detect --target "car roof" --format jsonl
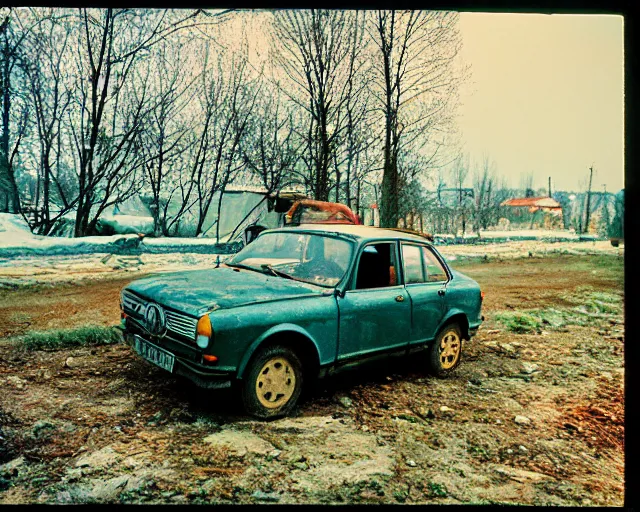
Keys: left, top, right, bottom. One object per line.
{"left": 267, "top": 224, "right": 432, "bottom": 244}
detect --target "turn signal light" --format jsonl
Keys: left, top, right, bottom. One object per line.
{"left": 197, "top": 315, "right": 212, "bottom": 337}
{"left": 481, "top": 291, "right": 485, "bottom": 300}
{"left": 196, "top": 315, "right": 212, "bottom": 349}
{"left": 203, "top": 354, "right": 218, "bottom": 363}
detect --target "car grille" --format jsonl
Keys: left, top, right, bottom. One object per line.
{"left": 165, "top": 310, "right": 197, "bottom": 339}
{"left": 121, "top": 291, "right": 197, "bottom": 340}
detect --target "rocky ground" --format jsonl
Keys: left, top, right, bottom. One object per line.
{"left": 0, "top": 251, "right": 625, "bottom": 505}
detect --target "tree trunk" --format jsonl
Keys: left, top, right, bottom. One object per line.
{"left": 0, "top": 35, "right": 19, "bottom": 214}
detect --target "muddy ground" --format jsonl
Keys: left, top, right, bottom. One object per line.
{"left": 0, "top": 252, "right": 625, "bottom": 505}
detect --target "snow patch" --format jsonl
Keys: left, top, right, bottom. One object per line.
{"left": 98, "top": 214, "right": 155, "bottom": 235}
{"left": 0, "top": 213, "right": 33, "bottom": 238}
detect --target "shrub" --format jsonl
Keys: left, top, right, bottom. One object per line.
{"left": 19, "top": 326, "right": 122, "bottom": 351}
{"left": 427, "top": 482, "right": 448, "bottom": 498}
{"left": 495, "top": 312, "right": 541, "bottom": 334}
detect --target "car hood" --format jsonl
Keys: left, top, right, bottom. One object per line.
{"left": 125, "top": 267, "right": 328, "bottom": 316}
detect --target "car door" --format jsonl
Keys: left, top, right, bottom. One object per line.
{"left": 336, "top": 241, "right": 411, "bottom": 362}
{"left": 401, "top": 243, "right": 448, "bottom": 346}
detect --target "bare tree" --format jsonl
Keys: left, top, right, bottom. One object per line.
{"left": 610, "top": 189, "right": 624, "bottom": 238}
{"left": 221, "top": 88, "right": 303, "bottom": 241}
{"left": 240, "top": 89, "right": 301, "bottom": 194}
{"left": 20, "top": 10, "right": 75, "bottom": 234}
{"left": 328, "top": 11, "right": 371, "bottom": 206}
{"left": 450, "top": 152, "right": 470, "bottom": 234}
{"left": 65, "top": 8, "right": 232, "bottom": 236}
{"left": 520, "top": 171, "right": 535, "bottom": 197}
{"left": 137, "top": 37, "right": 197, "bottom": 236}
{"left": 583, "top": 165, "right": 595, "bottom": 234}
{"left": 0, "top": 8, "right": 37, "bottom": 214}
{"left": 370, "top": 10, "right": 465, "bottom": 228}
{"left": 272, "top": 9, "right": 364, "bottom": 202}
{"left": 492, "top": 175, "right": 512, "bottom": 228}
{"left": 473, "top": 155, "right": 497, "bottom": 233}
{"left": 162, "top": 45, "right": 258, "bottom": 239}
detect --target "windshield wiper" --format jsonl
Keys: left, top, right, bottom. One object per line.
{"left": 261, "top": 264, "right": 296, "bottom": 281}
{"left": 225, "top": 262, "right": 264, "bottom": 274}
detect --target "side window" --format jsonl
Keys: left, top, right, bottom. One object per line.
{"left": 422, "top": 247, "right": 448, "bottom": 283}
{"left": 402, "top": 244, "right": 425, "bottom": 284}
{"left": 355, "top": 243, "right": 399, "bottom": 289}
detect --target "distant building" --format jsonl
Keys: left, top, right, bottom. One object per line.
{"left": 500, "top": 196, "right": 563, "bottom": 214}
{"left": 500, "top": 196, "right": 563, "bottom": 230}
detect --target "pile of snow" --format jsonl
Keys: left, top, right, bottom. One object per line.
{"left": 0, "top": 214, "right": 233, "bottom": 258}
{"left": 432, "top": 229, "right": 587, "bottom": 244}
{"left": 478, "top": 229, "right": 580, "bottom": 240}
{"left": 0, "top": 213, "right": 34, "bottom": 241}
{"left": 0, "top": 233, "right": 234, "bottom": 257}
{"left": 97, "top": 213, "right": 154, "bottom": 235}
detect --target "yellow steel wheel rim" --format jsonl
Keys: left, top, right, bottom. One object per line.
{"left": 255, "top": 357, "right": 296, "bottom": 409}
{"left": 439, "top": 330, "right": 461, "bottom": 369}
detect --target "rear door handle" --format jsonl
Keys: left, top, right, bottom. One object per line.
{"left": 395, "top": 295, "right": 405, "bottom": 302}
{"left": 438, "top": 289, "right": 446, "bottom": 296}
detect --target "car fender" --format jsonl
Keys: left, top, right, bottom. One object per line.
{"left": 435, "top": 308, "right": 470, "bottom": 339}
{"left": 236, "top": 323, "right": 321, "bottom": 379}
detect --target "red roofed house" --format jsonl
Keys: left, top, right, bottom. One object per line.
{"left": 499, "top": 196, "right": 563, "bottom": 229}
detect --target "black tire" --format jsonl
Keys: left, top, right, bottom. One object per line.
{"left": 241, "top": 345, "right": 303, "bottom": 419}
{"left": 427, "top": 323, "right": 463, "bottom": 377}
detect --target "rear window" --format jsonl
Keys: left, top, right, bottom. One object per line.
{"left": 422, "top": 247, "right": 448, "bottom": 282}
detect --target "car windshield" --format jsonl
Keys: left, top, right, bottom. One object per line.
{"left": 227, "top": 232, "right": 353, "bottom": 288}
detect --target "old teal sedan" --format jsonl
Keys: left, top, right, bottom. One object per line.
{"left": 120, "top": 225, "right": 484, "bottom": 419}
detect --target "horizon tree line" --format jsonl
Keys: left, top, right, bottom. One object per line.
{"left": 0, "top": 8, "right": 466, "bottom": 236}
{"left": 1, "top": 8, "right": 620, "bottom": 239}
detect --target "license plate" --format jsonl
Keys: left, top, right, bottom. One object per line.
{"left": 134, "top": 336, "right": 175, "bottom": 373}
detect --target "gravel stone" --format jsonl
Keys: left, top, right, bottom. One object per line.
{"left": 514, "top": 415, "right": 531, "bottom": 425}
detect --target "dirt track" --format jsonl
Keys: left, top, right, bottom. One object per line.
{"left": 0, "top": 253, "right": 625, "bottom": 505}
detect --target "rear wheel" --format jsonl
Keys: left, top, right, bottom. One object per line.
{"left": 427, "top": 323, "right": 463, "bottom": 377}
{"left": 241, "top": 345, "right": 303, "bottom": 419}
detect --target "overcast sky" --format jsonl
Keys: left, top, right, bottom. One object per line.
{"left": 457, "top": 13, "right": 624, "bottom": 193}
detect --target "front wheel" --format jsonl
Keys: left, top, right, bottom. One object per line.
{"left": 427, "top": 323, "right": 463, "bottom": 377}
{"left": 241, "top": 345, "right": 303, "bottom": 419}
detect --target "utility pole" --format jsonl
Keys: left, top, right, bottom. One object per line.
{"left": 548, "top": 177, "right": 551, "bottom": 198}
{"left": 601, "top": 183, "right": 610, "bottom": 236}
{"left": 584, "top": 165, "right": 594, "bottom": 234}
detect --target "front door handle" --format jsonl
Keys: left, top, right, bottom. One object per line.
{"left": 395, "top": 295, "right": 405, "bottom": 302}
{"left": 438, "top": 289, "right": 446, "bottom": 296}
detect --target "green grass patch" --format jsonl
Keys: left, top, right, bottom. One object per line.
{"left": 19, "top": 325, "right": 122, "bottom": 351}
{"left": 585, "top": 291, "right": 622, "bottom": 314}
{"left": 560, "top": 287, "right": 623, "bottom": 315}
{"left": 496, "top": 287, "right": 623, "bottom": 334}
{"left": 494, "top": 312, "right": 542, "bottom": 334}
{"left": 426, "top": 482, "right": 449, "bottom": 498}
{"left": 536, "top": 308, "right": 568, "bottom": 329}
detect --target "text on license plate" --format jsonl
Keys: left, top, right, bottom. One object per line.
{"left": 134, "top": 337, "right": 175, "bottom": 373}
